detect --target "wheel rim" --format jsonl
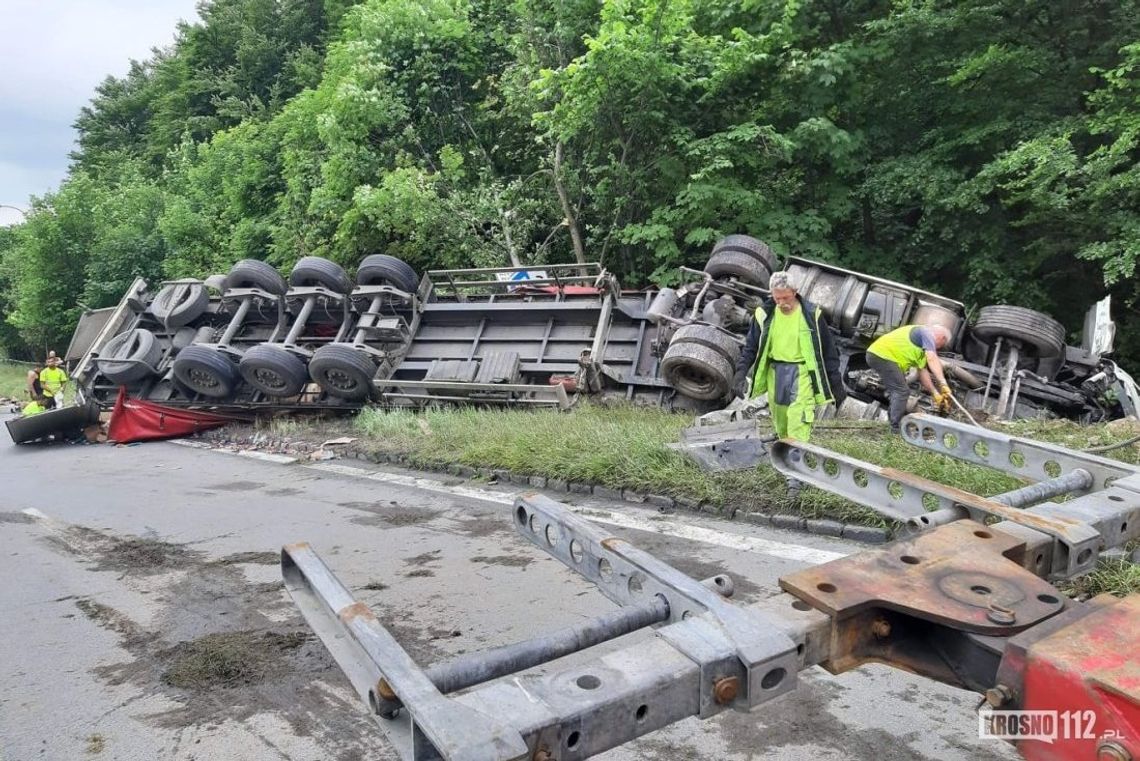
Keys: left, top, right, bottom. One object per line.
{"left": 188, "top": 367, "right": 222, "bottom": 390}
{"left": 322, "top": 367, "right": 361, "bottom": 393}
{"left": 253, "top": 367, "right": 290, "bottom": 392}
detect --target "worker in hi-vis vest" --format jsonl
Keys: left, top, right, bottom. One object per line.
{"left": 733, "top": 270, "right": 846, "bottom": 441}
{"left": 865, "top": 324, "right": 953, "bottom": 433}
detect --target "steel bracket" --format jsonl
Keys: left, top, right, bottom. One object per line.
{"left": 512, "top": 494, "right": 800, "bottom": 711}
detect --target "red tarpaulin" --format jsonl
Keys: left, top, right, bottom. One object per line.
{"left": 107, "top": 387, "right": 237, "bottom": 443}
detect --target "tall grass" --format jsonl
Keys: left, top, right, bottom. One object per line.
{"left": 0, "top": 361, "right": 30, "bottom": 400}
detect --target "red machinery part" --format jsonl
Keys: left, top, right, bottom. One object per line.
{"left": 107, "top": 386, "right": 237, "bottom": 443}
{"left": 1017, "top": 594, "right": 1140, "bottom": 761}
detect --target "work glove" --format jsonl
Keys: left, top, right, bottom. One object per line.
{"left": 732, "top": 369, "right": 749, "bottom": 400}
{"left": 933, "top": 392, "right": 952, "bottom": 416}
{"left": 939, "top": 384, "right": 952, "bottom": 399}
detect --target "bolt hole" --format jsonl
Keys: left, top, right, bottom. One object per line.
{"left": 545, "top": 524, "right": 560, "bottom": 547}
{"left": 803, "top": 452, "right": 819, "bottom": 469}
{"left": 576, "top": 675, "right": 601, "bottom": 690}
{"left": 921, "top": 493, "right": 940, "bottom": 511}
{"left": 817, "top": 582, "right": 837, "bottom": 593}
{"left": 681, "top": 609, "right": 693, "bottom": 620}
{"left": 635, "top": 704, "right": 648, "bottom": 722}
{"left": 529, "top": 514, "right": 540, "bottom": 534}
{"left": 1037, "top": 594, "right": 1060, "bottom": 605}
{"left": 971, "top": 585, "right": 992, "bottom": 595}
{"left": 1122, "top": 521, "right": 1129, "bottom": 532}
{"left": 1044, "top": 460, "right": 1062, "bottom": 478}
{"left": 904, "top": 422, "right": 919, "bottom": 439}
{"left": 515, "top": 506, "right": 527, "bottom": 526}
{"left": 567, "top": 731, "right": 581, "bottom": 750}
{"left": 943, "top": 433, "right": 959, "bottom": 449}
{"left": 823, "top": 459, "right": 840, "bottom": 478}
{"left": 974, "top": 530, "right": 992, "bottom": 539}
{"left": 1009, "top": 451, "right": 1026, "bottom": 468}
{"left": 887, "top": 481, "right": 904, "bottom": 500}
{"left": 852, "top": 469, "right": 869, "bottom": 488}
{"left": 900, "top": 555, "right": 920, "bottom": 565}
{"left": 569, "top": 539, "right": 584, "bottom": 563}
{"left": 1035, "top": 553, "right": 1045, "bottom": 569}
{"left": 1077, "top": 549, "right": 1093, "bottom": 565}
{"left": 1108, "top": 495, "right": 1124, "bottom": 502}
{"left": 921, "top": 426, "right": 935, "bottom": 442}
{"left": 973, "top": 441, "right": 989, "bottom": 458}
{"left": 761, "top": 667, "right": 786, "bottom": 690}
{"left": 628, "top": 573, "right": 644, "bottom": 594}
{"left": 791, "top": 599, "right": 811, "bottom": 611}
{"left": 598, "top": 558, "right": 613, "bottom": 580}
{"left": 796, "top": 643, "right": 804, "bottom": 656}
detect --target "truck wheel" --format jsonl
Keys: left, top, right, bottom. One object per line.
{"left": 972, "top": 305, "right": 1066, "bottom": 359}
{"left": 356, "top": 254, "right": 419, "bottom": 292}
{"left": 99, "top": 329, "right": 163, "bottom": 384}
{"left": 172, "top": 345, "right": 240, "bottom": 398}
{"left": 149, "top": 282, "right": 209, "bottom": 327}
{"left": 308, "top": 345, "right": 378, "bottom": 401}
{"left": 710, "top": 235, "right": 778, "bottom": 273}
{"left": 704, "top": 250, "right": 771, "bottom": 288}
{"left": 239, "top": 345, "right": 309, "bottom": 397}
{"left": 661, "top": 342, "right": 734, "bottom": 400}
{"left": 289, "top": 256, "right": 354, "bottom": 294}
{"left": 223, "top": 259, "right": 287, "bottom": 295}
{"left": 668, "top": 324, "right": 741, "bottom": 366}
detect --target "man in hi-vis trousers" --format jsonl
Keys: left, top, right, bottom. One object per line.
{"left": 734, "top": 271, "right": 845, "bottom": 499}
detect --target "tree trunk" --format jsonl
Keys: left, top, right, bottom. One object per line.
{"left": 553, "top": 142, "right": 586, "bottom": 265}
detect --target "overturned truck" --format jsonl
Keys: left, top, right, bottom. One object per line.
{"left": 54, "top": 238, "right": 1138, "bottom": 425}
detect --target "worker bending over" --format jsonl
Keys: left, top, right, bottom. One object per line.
{"left": 734, "top": 271, "right": 845, "bottom": 441}
{"left": 866, "top": 324, "right": 953, "bottom": 433}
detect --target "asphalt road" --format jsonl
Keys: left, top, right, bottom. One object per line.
{"left": 0, "top": 423, "right": 1018, "bottom": 761}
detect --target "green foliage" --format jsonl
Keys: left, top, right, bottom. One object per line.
{"left": 2, "top": 0, "right": 1139, "bottom": 364}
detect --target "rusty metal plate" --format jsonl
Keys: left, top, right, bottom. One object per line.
{"left": 779, "top": 521, "right": 1065, "bottom": 635}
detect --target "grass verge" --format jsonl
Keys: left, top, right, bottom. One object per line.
{"left": 351, "top": 404, "right": 1140, "bottom": 532}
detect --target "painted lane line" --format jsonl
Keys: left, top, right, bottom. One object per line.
{"left": 165, "top": 439, "right": 298, "bottom": 464}
{"left": 306, "top": 462, "right": 847, "bottom": 564}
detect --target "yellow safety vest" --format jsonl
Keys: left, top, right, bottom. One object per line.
{"left": 868, "top": 325, "right": 928, "bottom": 372}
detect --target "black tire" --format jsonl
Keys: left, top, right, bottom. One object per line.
{"left": 711, "top": 235, "right": 778, "bottom": 272}
{"left": 289, "top": 256, "right": 353, "bottom": 294}
{"left": 98, "top": 329, "right": 163, "bottom": 384}
{"left": 669, "top": 324, "right": 741, "bottom": 365}
{"left": 149, "top": 282, "right": 209, "bottom": 327}
{"left": 223, "top": 259, "right": 287, "bottom": 295}
{"left": 239, "top": 345, "right": 309, "bottom": 397}
{"left": 704, "top": 250, "right": 772, "bottom": 288}
{"left": 972, "top": 305, "right": 1066, "bottom": 359}
{"left": 357, "top": 254, "right": 419, "bottom": 292}
{"left": 661, "top": 342, "right": 735, "bottom": 400}
{"left": 172, "top": 345, "right": 240, "bottom": 398}
{"left": 308, "top": 344, "right": 378, "bottom": 401}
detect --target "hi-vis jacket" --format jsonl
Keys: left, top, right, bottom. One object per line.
{"left": 736, "top": 296, "right": 846, "bottom": 406}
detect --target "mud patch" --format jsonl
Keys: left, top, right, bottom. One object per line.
{"left": 205, "top": 481, "right": 264, "bottom": 492}
{"left": 404, "top": 569, "right": 435, "bottom": 578}
{"left": 265, "top": 487, "right": 302, "bottom": 497}
{"left": 361, "top": 581, "right": 388, "bottom": 591}
{"left": 85, "top": 733, "right": 106, "bottom": 755}
{"left": 470, "top": 554, "right": 533, "bottom": 568}
{"left": 342, "top": 500, "right": 435, "bottom": 528}
{"left": 214, "top": 551, "right": 279, "bottom": 566}
{"left": 0, "top": 511, "right": 34, "bottom": 524}
{"left": 403, "top": 550, "right": 442, "bottom": 566}
{"left": 161, "top": 631, "right": 309, "bottom": 688}
{"left": 45, "top": 526, "right": 198, "bottom": 576}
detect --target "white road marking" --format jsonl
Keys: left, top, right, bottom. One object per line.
{"left": 166, "top": 439, "right": 298, "bottom": 464}
{"left": 307, "top": 461, "right": 847, "bottom": 564}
